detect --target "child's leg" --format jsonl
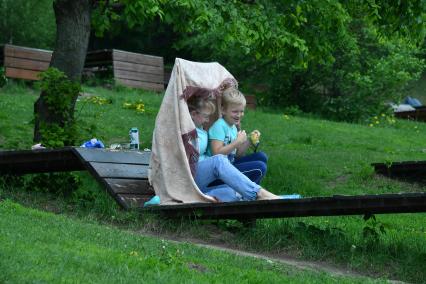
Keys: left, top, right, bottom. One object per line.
{"left": 195, "top": 154, "right": 260, "bottom": 200}
{"left": 234, "top": 151, "right": 268, "bottom": 164}
{"left": 233, "top": 151, "right": 268, "bottom": 184}
{"left": 204, "top": 184, "right": 241, "bottom": 202}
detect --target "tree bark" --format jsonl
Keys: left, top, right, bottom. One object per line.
{"left": 34, "top": 0, "right": 92, "bottom": 143}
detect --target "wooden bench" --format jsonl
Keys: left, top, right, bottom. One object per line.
{"left": 394, "top": 106, "right": 426, "bottom": 122}
{"left": 0, "top": 44, "right": 52, "bottom": 80}
{"left": 1, "top": 148, "right": 425, "bottom": 219}
{"left": 85, "top": 49, "right": 164, "bottom": 92}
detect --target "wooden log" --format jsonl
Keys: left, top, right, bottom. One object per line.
{"left": 113, "top": 50, "right": 163, "bottom": 67}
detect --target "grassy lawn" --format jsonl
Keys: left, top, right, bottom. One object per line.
{"left": 0, "top": 82, "right": 425, "bottom": 283}
{"left": 0, "top": 200, "right": 377, "bottom": 283}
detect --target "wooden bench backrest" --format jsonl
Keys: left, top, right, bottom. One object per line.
{"left": 2, "top": 44, "right": 52, "bottom": 80}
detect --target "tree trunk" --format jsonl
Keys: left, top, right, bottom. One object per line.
{"left": 34, "top": 0, "right": 92, "bottom": 143}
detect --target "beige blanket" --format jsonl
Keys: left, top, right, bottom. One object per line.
{"left": 148, "top": 58, "right": 237, "bottom": 204}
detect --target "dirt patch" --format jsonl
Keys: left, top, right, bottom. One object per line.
{"left": 327, "top": 174, "right": 350, "bottom": 188}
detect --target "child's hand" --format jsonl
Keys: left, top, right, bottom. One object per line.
{"left": 236, "top": 130, "right": 247, "bottom": 145}
{"left": 250, "top": 130, "right": 261, "bottom": 145}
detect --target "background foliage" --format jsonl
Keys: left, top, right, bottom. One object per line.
{"left": 0, "top": 0, "right": 55, "bottom": 49}
{"left": 1, "top": 0, "right": 425, "bottom": 122}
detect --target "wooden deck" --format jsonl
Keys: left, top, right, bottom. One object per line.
{"left": 1, "top": 148, "right": 425, "bottom": 219}
{"left": 0, "top": 147, "right": 154, "bottom": 209}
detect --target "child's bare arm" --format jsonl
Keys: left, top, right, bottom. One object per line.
{"left": 236, "top": 139, "right": 251, "bottom": 157}
{"left": 210, "top": 131, "right": 247, "bottom": 155}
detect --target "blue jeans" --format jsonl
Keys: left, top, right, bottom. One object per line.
{"left": 195, "top": 154, "right": 260, "bottom": 202}
{"left": 208, "top": 151, "right": 268, "bottom": 186}
{"left": 233, "top": 152, "right": 268, "bottom": 184}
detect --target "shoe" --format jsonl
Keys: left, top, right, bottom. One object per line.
{"left": 144, "top": 195, "right": 160, "bottom": 207}
{"left": 280, "top": 194, "right": 302, "bottom": 199}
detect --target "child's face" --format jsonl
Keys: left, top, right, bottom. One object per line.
{"left": 191, "top": 107, "right": 211, "bottom": 128}
{"left": 222, "top": 103, "right": 245, "bottom": 126}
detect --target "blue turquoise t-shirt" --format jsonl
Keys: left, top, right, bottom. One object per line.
{"left": 196, "top": 127, "right": 209, "bottom": 161}
{"left": 208, "top": 118, "right": 238, "bottom": 162}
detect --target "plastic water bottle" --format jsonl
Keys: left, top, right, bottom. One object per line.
{"left": 129, "top": 127, "right": 139, "bottom": 150}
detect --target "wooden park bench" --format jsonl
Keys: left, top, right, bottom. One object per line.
{"left": 0, "top": 44, "right": 164, "bottom": 92}
{"left": 84, "top": 49, "right": 164, "bottom": 92}
{"left": 1, "top": 148, "right": 425, "bottom": 220}
{"left": 0, "top": 44, "right": 52, "bottom": 80}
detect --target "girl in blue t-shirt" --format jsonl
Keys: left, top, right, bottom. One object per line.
{"left": 188, "top": 95, "right": 280, "bottom": 202}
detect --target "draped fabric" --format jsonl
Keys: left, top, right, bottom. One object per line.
{"left": 148, "top": 58, "right": 237, "bottom": 204}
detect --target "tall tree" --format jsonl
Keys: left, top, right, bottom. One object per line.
{"left": 33, "top": 0, "right": 92, "bottom": 142}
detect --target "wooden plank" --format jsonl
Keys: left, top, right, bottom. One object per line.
{"left": 117, "top": 193, "right": 155, "bottom": 209}
{"left": 143, "top": 192, "right": 426, "bottom": 219}
{"left": 113, "top": 50, "right": 163, "bottom": 67}
{"left": 4, "top": 57, "right": 50, "bottom": 71}
{"left": 115, "top": 78, "right": 164, "bottom": 91}
{"left": 73, "top": 148, "right": 150, "bottom": 164}
{"left": 113, "top": 61, "right": 163, "bottom": 75}
{"left": 5, "top": 67, "right": 42, "bottom": 80}
{"left": 0, "top": 148, "right": 84, "bottom": 174}
{"left": 4, "top": 44, "right": 52, "bottom": 62}
{"left": 105, "top": 178, "right": 153, "bottom": 195}
{"left": 114, "top": 68, "right": 164, "bottom": 84}
{"left": 88, "top": 162, "right": 148, "bottom": 179}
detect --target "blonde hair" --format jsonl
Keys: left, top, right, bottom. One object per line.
{"left": 187, "top": 96, "right": 216, "bottom": 114}
{"left": 222, "top": 88, "right": 246, "bottom": 108}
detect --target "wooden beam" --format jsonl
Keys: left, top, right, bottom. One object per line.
{"left": 0, "top": 147, "right": 84, "bottom": 174}
{"left": 143, "top": 193, "right": 426, "bottom": 220}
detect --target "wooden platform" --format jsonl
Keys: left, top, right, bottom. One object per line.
{"left": 0, "top": 147, "right": 154, "bottom": 209}
{"left": 1, "top": 148, "right": 425, "bottom": 219}
{"left": 85, "top": 49, "right": 164, "bottom": 91}
{"left": 0, "top": 44, "right": 52, "bottom": 80}
{"left": 144, "top": 192, "right": 426, "bottom": 220}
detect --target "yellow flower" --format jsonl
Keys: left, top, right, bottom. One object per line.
{"left": 369, "top": 124, "right": 374, "bottom": 127}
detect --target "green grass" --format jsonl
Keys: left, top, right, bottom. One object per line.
{"left": 0, "top": 200, "right": 377, "bottom": 283}
{"left": 1, "top": 82, "right": 426, "bottom": 283}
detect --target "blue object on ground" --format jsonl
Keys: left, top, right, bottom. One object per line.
{"left": 81, "top": 138, "right": 104, "bottom": 148}
{"left": 144, "top": 195, "right": 160, "bottom": 207}
{"left": 280, "top": 194, "right": 302, "bottom": 199}
{"left": 403, "top": 96, "right": 422, "bottom": 107}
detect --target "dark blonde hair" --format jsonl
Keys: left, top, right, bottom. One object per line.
{"left": 187, "top": 96, "right": 216, "bottom": 114}
{"left": 222, "top": 87, "right": 246, "bottom": 108}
